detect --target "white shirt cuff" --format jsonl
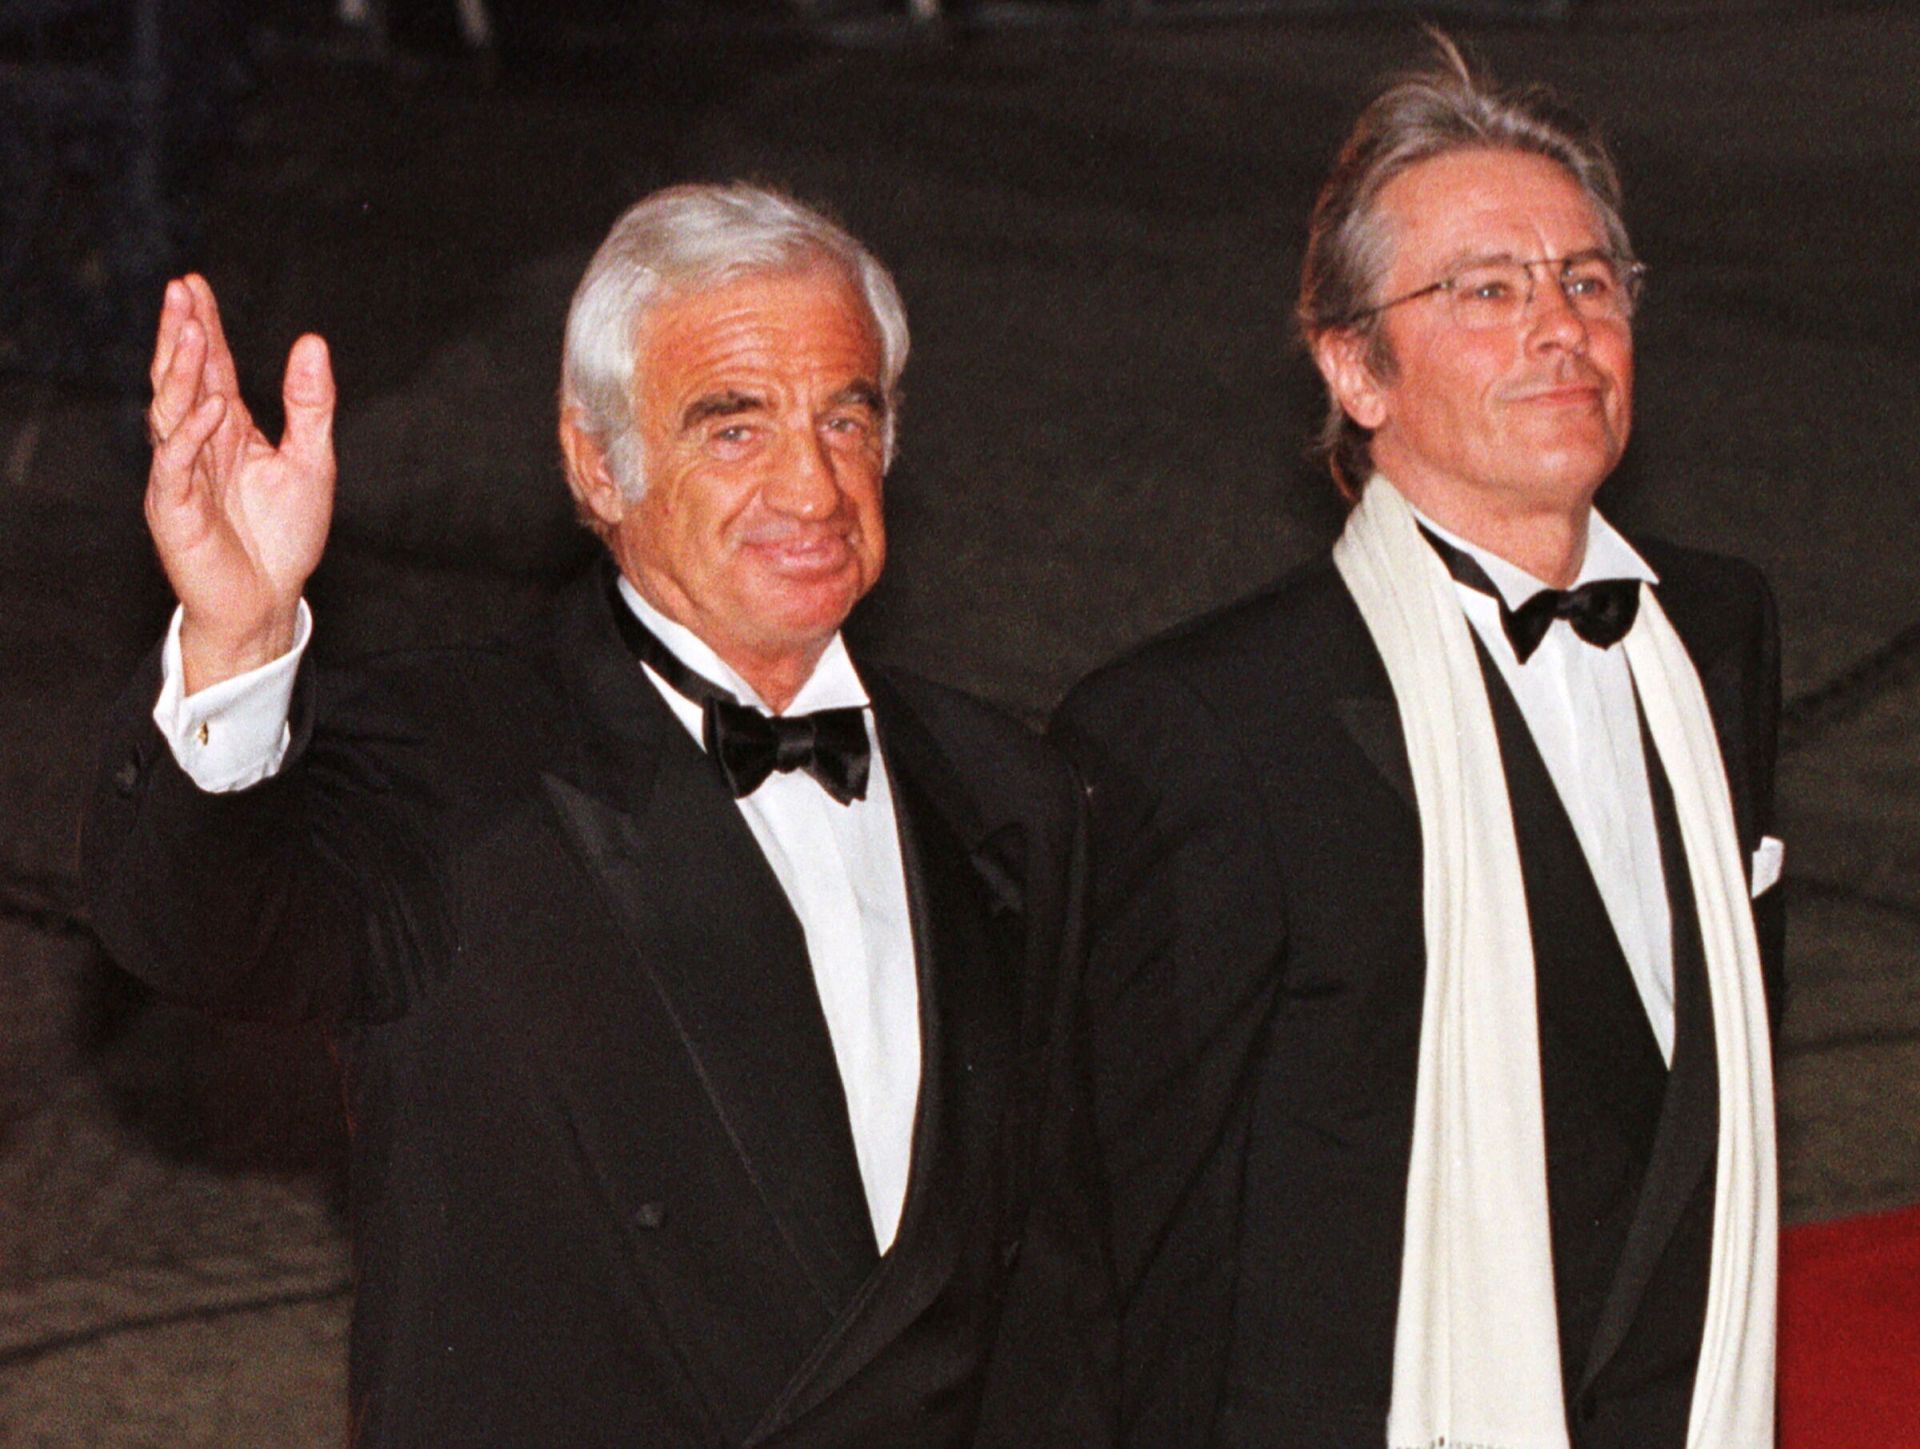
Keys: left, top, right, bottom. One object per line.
{"left": 152, "top": 601, "right": 312, "bottom": 792}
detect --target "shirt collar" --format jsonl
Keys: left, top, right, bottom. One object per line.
{"left": 1407, "top": 500, "right": 1658, "bottom": 611}
{"left": 615, "top": 574, "right": 870, "bottom": 716}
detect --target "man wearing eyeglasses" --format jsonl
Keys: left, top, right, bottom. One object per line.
{"left": 1051, "top": 38, "right": 1784, "bottom": 1449}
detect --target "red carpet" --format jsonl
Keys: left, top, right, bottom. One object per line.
{"left": 1780, "top": 1204, "right": 1920, "bottom": 1446}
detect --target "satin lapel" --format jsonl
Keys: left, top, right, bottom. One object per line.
{"left": 537, "top": 575, "right": 879, "bottom": 1316}
{"left": 1332, "top": 695, "right": 1416, "bottom": 811}
{"left": 749, "top": 672, "right": 1022, "bottom": 1442}
{"left": 1323, "top": 581, "right": 1419, "bottom": 811}
{"left": 1578, "top": 678, "right": 1722, "bottom": 1394}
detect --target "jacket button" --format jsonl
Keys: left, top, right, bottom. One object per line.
{"left": 632, "top": 1201, "right": 665, "bottom": 1230}
{"left": 999, "top": 1238, "right": 1021, "bottom": 1269}
{"left": 114, "top": 756, "right": 141, "bottom": 794}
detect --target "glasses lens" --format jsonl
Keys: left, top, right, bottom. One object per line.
{"left": 1559, "top": 256, "right": 1631, "bottom": 319}
{"left": 1446, "top": 263, "right": 1530, "bottom": 329}
{"left": 1443, "top": 256, "right": 1638, "bottom": 328}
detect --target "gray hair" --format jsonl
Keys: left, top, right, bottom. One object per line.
{"left": 561, "top": 182, "right": 910, "bottom": 499}
{"left": 1297, "top": 33, "right": 1635, "bottom": 501}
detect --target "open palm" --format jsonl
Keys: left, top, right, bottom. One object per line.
{"left": 144, "top": 274, "right": 337, "bottom": 691}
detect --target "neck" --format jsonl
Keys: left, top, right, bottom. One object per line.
{"left": 1454, "top": 515, "right": 1587, "bottom": 588}
{"left": 1387, "top": 481, "right": 1592, "bottom": 588}
{"left": 728, "top": 652, "right": 821, "bottom": 715}
{"left": 614, "top": 567, "right": 825, "bottom": 714}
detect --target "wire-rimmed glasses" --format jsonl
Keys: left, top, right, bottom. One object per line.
{"left": 1346, "top": 251, "right": 1647, "bottom": 331}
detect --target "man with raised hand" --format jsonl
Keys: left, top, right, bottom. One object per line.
{"left": 87, "top": 184, "right": 1113, "bottom": 1447}
{"left": 1053, "top": 41, "right": 1783, "bottom": 1449}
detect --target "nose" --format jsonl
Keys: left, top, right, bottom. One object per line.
{"left": 764, "top": 426, "right": 841, "bottom": 519}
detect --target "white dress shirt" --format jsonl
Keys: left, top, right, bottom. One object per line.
{"left": 614, "top": 578, "right": 919, "bottom": 1251}
{"left": 1413, "top": 507, "right": 1676, "bottom": 1063}
{"left": 153, "top": 583, "right": 922, "bottom": 1251}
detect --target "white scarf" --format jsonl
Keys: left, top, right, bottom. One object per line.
{"left": 1331, "top": 477, "right": 1776, "bottom": 1449}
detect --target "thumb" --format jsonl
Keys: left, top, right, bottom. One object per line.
{"left": 280, "top": 333, "right": 336, "bottom": 471}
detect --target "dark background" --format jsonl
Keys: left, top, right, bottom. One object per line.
{"left": 2, "top": 1, "right": 1915, "bottom": 1440}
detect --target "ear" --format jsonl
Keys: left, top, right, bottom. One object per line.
{"left": 1310, "top": 327, "right": 1390, "bottom": 432}
{"left": 558, "top": 412, "right": 628, "bottom": 531}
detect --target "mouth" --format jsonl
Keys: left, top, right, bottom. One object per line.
{"left": 1509, "top": 369, "right": 1609, "bottom": 408}
{"left": 740, "top": 529, "right": 856, "bottom": 577}
{"left": 1514, "top": 383, "right": 1605, "bottom": 407}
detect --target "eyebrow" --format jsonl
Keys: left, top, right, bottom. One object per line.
{"left": 829, "top": 379, "right": 887, "bottom": 415}
{"left": 1434, "top": 245, "right": 1614, "bottom": 275}
{"left": 679, "top": 390, "right": 767, "bottom": 432}
{"left": 677, "top": 380, "right": 887, "bottom": 433}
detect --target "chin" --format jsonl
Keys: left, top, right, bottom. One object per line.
{"left": 1528, "top": 437, "right": 1623, "bottom": 497}
{"left": 755, "top": 583, "right": 864, "bottom": 647}
{"left": 1556, "top": 460, "right": 1622, "bottom": 502}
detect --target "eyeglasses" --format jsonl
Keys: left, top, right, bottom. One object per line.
{"left": 1346, "top": 251, "right": 1647, "bottom": 331}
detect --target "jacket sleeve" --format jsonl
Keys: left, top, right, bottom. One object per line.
{"left": 1046, "top": 659, "right": 1289, "bottom": 1447}
{"left": 973, "top": 760, "right": 1121, "bottom": 1448}
{"left": 82, "top": 646, "right": 455, "bottom": 1026}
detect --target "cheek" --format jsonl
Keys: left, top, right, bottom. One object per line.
{"left": 837, "top": 460, "right": 885, "bottom": 520}
{"left": 680, "top": 469, "right": 759, "bottom": 541}
{"left": 1415, "top": 364, "right": 1496, "bottom": 451}
{"left": 641, "top": 473, "right": 750, "bottom": 586}
{"left": 1606, "top": 345, "right": 1634, "bottom": 419}
{"left": 1406, "top": 339, "right": 1505, "bottom": 429}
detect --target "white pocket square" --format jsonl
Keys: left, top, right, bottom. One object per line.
{"left": 1751, "top": 835, "right": 1784, "bottom": 898}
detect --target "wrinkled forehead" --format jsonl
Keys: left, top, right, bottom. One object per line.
{"left": 642, "top": 253, "right": 874, "bottom": 342}
{"left": 1375, "top": 148, "right": 1612, "bottom": 285}
{"left": 631, "top": 265, "right": 886, "bottom": 413}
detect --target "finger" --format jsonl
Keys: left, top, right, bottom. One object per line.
{"left": 148, "top": 394, "right": 226, "bottom": 511}
{"left": 182, "top": 273, "right": 243, "bottom": 403}
{"left": 148, "top": 278, "right": 191, "bottom": 396}
{"left": 279, "top": 334, "right": 337, "bottom": 476}
{"left": 148, "top": 318, "right": 209, "bottom": 443}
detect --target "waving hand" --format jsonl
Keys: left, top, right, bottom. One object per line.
{"left": 144, "top": 274, "right": 336, "bottom": 693}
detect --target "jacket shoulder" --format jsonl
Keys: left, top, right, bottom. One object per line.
{"left": 1633, "top": 536, "right": 1779, "bottom": 670}
{"left": 869, "top": 665, "right": 1076, "bottom": 832}
{"left": 1635, "top": 536, "right": 1774, "bottom": 608}
{"left": 1055, "top": 554, "right": 1373, "bottom": 734}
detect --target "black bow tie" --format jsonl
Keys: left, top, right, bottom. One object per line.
{"left": 608, "top": 581, "right": 871, "bottom": 805}
{"left": 1420, "top": 529, "right": 1642, "bottom": 664}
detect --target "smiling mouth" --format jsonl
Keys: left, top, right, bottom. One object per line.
{"left": 1509, "top": 366, "right": 1611, "bottom": 405}
{"left": 1507, "top": 389, "right": 1612, "bottom": 420}
{"left": 742, "top": 531, "right": 855, "bottom": 576}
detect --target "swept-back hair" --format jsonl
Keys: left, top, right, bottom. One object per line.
{"left": 1296, "top": 33, "right": 1634, "bottom": 501}
{"left": 561, "top": 182, "right": 909, "bottom": 498}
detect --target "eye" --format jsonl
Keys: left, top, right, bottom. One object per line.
{"left": 822, "top": 411, "right": 877, "bottom": 443}
{"left": 1448, "top": 265, "right": 1524, "bottom": 307}
{"left": 1563, "top": 268, "right": 1615, "bottom": 300}
{"left": 701, "top": 421, "right": 762, "bottom": 459}
{"left": 1464, "top": 277, "right": 1515, "bottom": 302}
{"left": 709, "top": 422, "right": 757, "bottom": 448}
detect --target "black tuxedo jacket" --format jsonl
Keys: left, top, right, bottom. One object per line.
{"left": 1051, "top": 539, "right": 1782, "bottom": 1449}
{"left": 84, "top": 565, "right": 1116, "bottom": 1448}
